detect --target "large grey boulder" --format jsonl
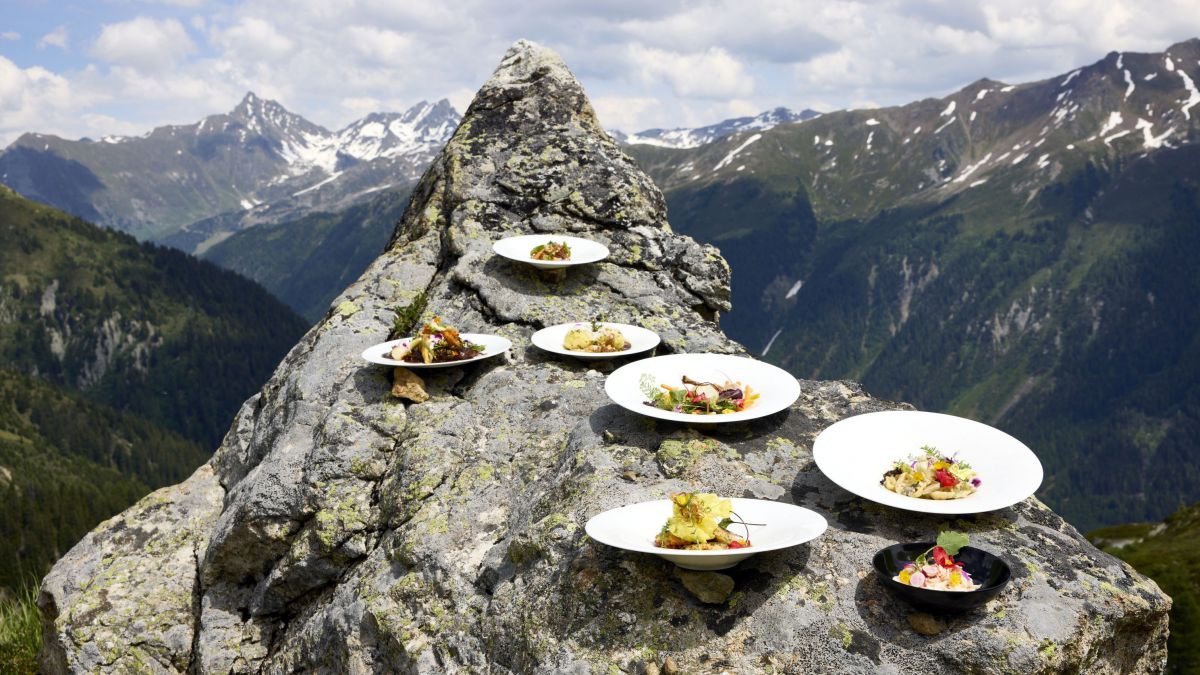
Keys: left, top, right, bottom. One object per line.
{"left": 39, "top": 40, "right": 1170, "bottom": 674}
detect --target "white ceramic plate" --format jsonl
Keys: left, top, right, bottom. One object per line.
{"left": 361, "top": 334, "right": 512, "bottom": 369}
{"left": 492, "top": 234, "right": 609, "bottom": 270}
{"left": 585, "top": 498, "right": 827, "bottom": 570}
{"left": 531, "top": 322, "right": 660, "bottom": 361}
{"left": 812, "top": 410, "right": 1044, "bottom": 514}
{"left": 604, "top": 353, "right": 801, "bottom": 424}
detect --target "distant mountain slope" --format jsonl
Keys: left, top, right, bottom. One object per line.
{"left": 203, "top": 187, "right": 411, "bottom": 321}
{"left": 0, "top": 186, "right": 308, "bottom": 448}
{"left": 1090, "top": 502, "right": 1200, "bottom": 674}
{"left": 611, "top": 107, "right": 820, "bottom": 149}
{"left": 0, "top": 94, "right": 457, "bottom": 249}
{"left": 0, "top": 370, "right": 206, "bottom": 590}
{"left": 627, "top": 38, "right": 1200, "bottom": 530}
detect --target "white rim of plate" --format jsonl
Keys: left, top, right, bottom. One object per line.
{"left": 361, "top": 334, "right": 512, "bottom": 369}
{"left": 492, "top": 234, "right": 610, "bottom": 269}
{"left": 530, "top": 322, "right": 661, "bottom": 360}
{"left": 604, "top": 353, "right": 801, "bottom": 424}
{"left": 584, "top": 498, "right": 828, "bottom": 559}
{"left": 812, "top": 410, "right": 1044, "bottom": 514}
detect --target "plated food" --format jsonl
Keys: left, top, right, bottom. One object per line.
{"left": 531, "top": 321, "right": 660, "bottom": 361}
{"left": 642, "top": 374, "right": 758, "bottom": 415}
{"left": 390, "top": 317, "right": 484, "bottom": 364}
{"left": 892, "top": 531, "right": 979, "bottom": 591}
{"left": 530, "top": 240, "right": 571, "bottom": 261}
{"left": 813, "top": 410, "right": 1043, "bottom": 514}
{"left": 654, "top": 493, "right": 752, "bottom": 550}
{"left": 585, "top": 497, "right": 826, "bottom": 571}
{"left": 881, "top": 445, "right": 980, "bottom": 500}
{"left": 873, "top": 536, "right": 1011, "bottom": 612}
{"left": 492, "top": 234, "right": 609, "bottom": 270}
{"left": 564, "top": 320, "right": 629, "bottom": 353}
{"left": 605, "top": 354, "right": 800, "bottom": 424}
{"left": 361, "top": 319, "right": 512, "bottom": 370}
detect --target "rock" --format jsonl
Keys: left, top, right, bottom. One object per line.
{"left": 390, "top": 367, "right": 429, "bottom": 403}
{"left": 661, "top": 655, "right": 678, "bottom": 674}
{"left": 906, "top": 612, "right": 946, "bottom": 636}
{"left": 674, "top": 568, "right": 735, "bottom": 604}
{"left": 40, "top": 39, "right": 1170, "bottom": 674}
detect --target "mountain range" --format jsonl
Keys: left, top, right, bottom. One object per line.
{"left": 627, "top": 37, "right": 1200, "bottom": 530}
{"left": 3, "top": 40, "right": 1200, "bottom": 532}
{"left": 0, "top": 94, "right": 459, "bottom": 251}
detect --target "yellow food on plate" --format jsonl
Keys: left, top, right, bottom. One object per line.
{"left": 563, "top": 323, "right": 630, "bottom": 353}
{"left": 653, "top": 492, "right": 751, "bottom": 550}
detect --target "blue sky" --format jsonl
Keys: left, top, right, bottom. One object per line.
{"left": 2, "top": 0, "right": 1199, "bottom": 145}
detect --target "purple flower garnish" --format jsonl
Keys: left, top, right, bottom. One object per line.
{"left": 971, "top": 478, "right": 982, "bottom": 487}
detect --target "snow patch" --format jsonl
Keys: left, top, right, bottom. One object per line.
{"left": 1124, "top": 70, "right": 1136, "bottom": 99}
{"left": 1103, "top": 129, "right": 1131, "bottom": 145}
{"left": 976, "top": 89, "right": 990, "bottom": 101}
{"left": 1165, "top": 56, "right": 1175, "bottom": 72}
{"left": 824, "top": 138, "right": 834, "bottom": 146}
{"left": 952, "top": 152, "right": 992, "bottom": 183}
{"left": 1117, "top": 53, "right": 1124, "bottom": 69}
{"left": 940, "top": 100, "right": 956, "bottom": 117}
{"left": 1011, "top": 152, "right": 1030, "bottom": 165}
{"left": 865, "top": 118, "right": 880, "bottom": 126}
{"left": 934, "top": 117, "right": 955, "bottom": 133}
{"left": 292, "top": 171, "right": 343, "bottom": 196}
{"left": 761, "top": 329, "right": 783, "bottom": 357}
{"left": 1135, "top": 118, "right": 1173, "bottom": 149}
{"left": 1036, "top": 154, "right": 1051, "bottom": 169}
{"left": 1144, "top": 72, "right": 1157, "bottom": 81}
{"left": 969, "top": 110, "right": 977, "bottom": 122}
{"left": 1061, "top": 69, "right": 1081, "bottom": 87}
{"left": 713, "top": 133, "right": 762, "bottom": 171}
{"left": 1098, "top": 111, "right": 1123, "bottom": 136}
{"left": 912, "top": 126, "right": 922, "bottom": 134}
{"left": 969, "top": 179, "right": 988, "bottom": 188}
{"left": 1000, "top": 85, "right": 1015, "bottom": 92}
{"left": 865, "top": 131, "right": 874, "bottom": 149}
{"left": 1175, "top": 68, "right": 1200, "bottom": 120}
{"left": 785, "top": 279, "right": 804, "bottom": 299}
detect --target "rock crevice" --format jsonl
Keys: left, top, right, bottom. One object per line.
{"left": 40, "top": 40, "right": 1169, "bottom": 674}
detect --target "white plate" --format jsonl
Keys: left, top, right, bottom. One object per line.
{"left": 585, "top": 498, "right": 827, "bottom": 570}
{"left": 531, "top": 322, "right": 660, "bottom": 360}
{"left": 812, "top": 410, "right": 1044, "bottom": 514}
{"left": 361, "top": 334, "right": 512, "bottom": 369}
{"left": 492, "top": 234, "right": 609, "bottom": 270}
{"left": 604, "top": 353, "right": 801, "bottom": 424}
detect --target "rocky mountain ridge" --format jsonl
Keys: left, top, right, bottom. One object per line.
{"left": 39, "top": 40, "right": 1170, "bottom": 674}
{"left": 0, "top": 94, "right": 459, "bottom": 249}
{"left": 611, "top": 107, "right": 821, "bottom": 149}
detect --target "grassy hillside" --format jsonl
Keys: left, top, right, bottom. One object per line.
{"left": 0, "top": 186, "right": 308, "bottom": 449}
{"left": 1090, "top": 503, "right": 1200, "bottom": 674}
{"left": 204, "top": 187, "right": 409, "bottom": 321}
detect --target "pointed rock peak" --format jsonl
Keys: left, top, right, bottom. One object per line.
{"left": 466, "top": 39, "right": 601, "bottom": 132}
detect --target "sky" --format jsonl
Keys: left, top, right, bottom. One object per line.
{"left": 2, "top": 0, "right": 1199, "bottom": 145}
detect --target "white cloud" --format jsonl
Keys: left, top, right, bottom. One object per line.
{"left": 631, "top": 45, "right": 753, "bottom": 99}
{"left": 1, "top": 32, "right": 19, "bottom": 42}
{"left": 5, "top": 1, "right": 1200, "bottom": 144}
{"left": 92, "top": 17, "right": 196, "bottom": 70}
{"left": 37, "top": 25, "right": 69, "bottom": 51}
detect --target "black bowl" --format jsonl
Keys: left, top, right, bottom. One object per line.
{"left": 872, "top": 542, "right": 1011, "bottom": 613}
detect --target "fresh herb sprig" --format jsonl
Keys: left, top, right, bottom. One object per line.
{"left": 913, "top": 530, "right": 970, "bottom": 568}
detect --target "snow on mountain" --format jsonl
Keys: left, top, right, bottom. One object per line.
{"left": 614, "top": 107, "right": 820, "bottom": 149}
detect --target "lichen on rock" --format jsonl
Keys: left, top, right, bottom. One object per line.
{"left": 39, "top": 39, "right": 1170, "bottom": 674}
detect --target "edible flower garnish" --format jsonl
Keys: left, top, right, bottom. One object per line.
{"left": 881, "top": 445, "right": 979, "bottom": 500}
{"left": 390, "top": 317, "right": 484, "bottom": 364}
{"left": 892, "top": 530, "right": 981, "bottom": 592}
{"left": 653, "top": 492, "right": 758, "bottom": 550}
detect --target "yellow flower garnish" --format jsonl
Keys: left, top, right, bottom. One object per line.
{"left": 932, "top": 461, "right": 949, "bottom": 470}
{"left": 666, "top": 493, "right": 732, "bottom": 543}
{"left": 949, "top": 569, "right": 962, "bottom": 587}
{"left": 898, "top": 569, "right": 912, "bottom": 584}
{"left": 912, "top": 471, "right": 925, "bottom": 482}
